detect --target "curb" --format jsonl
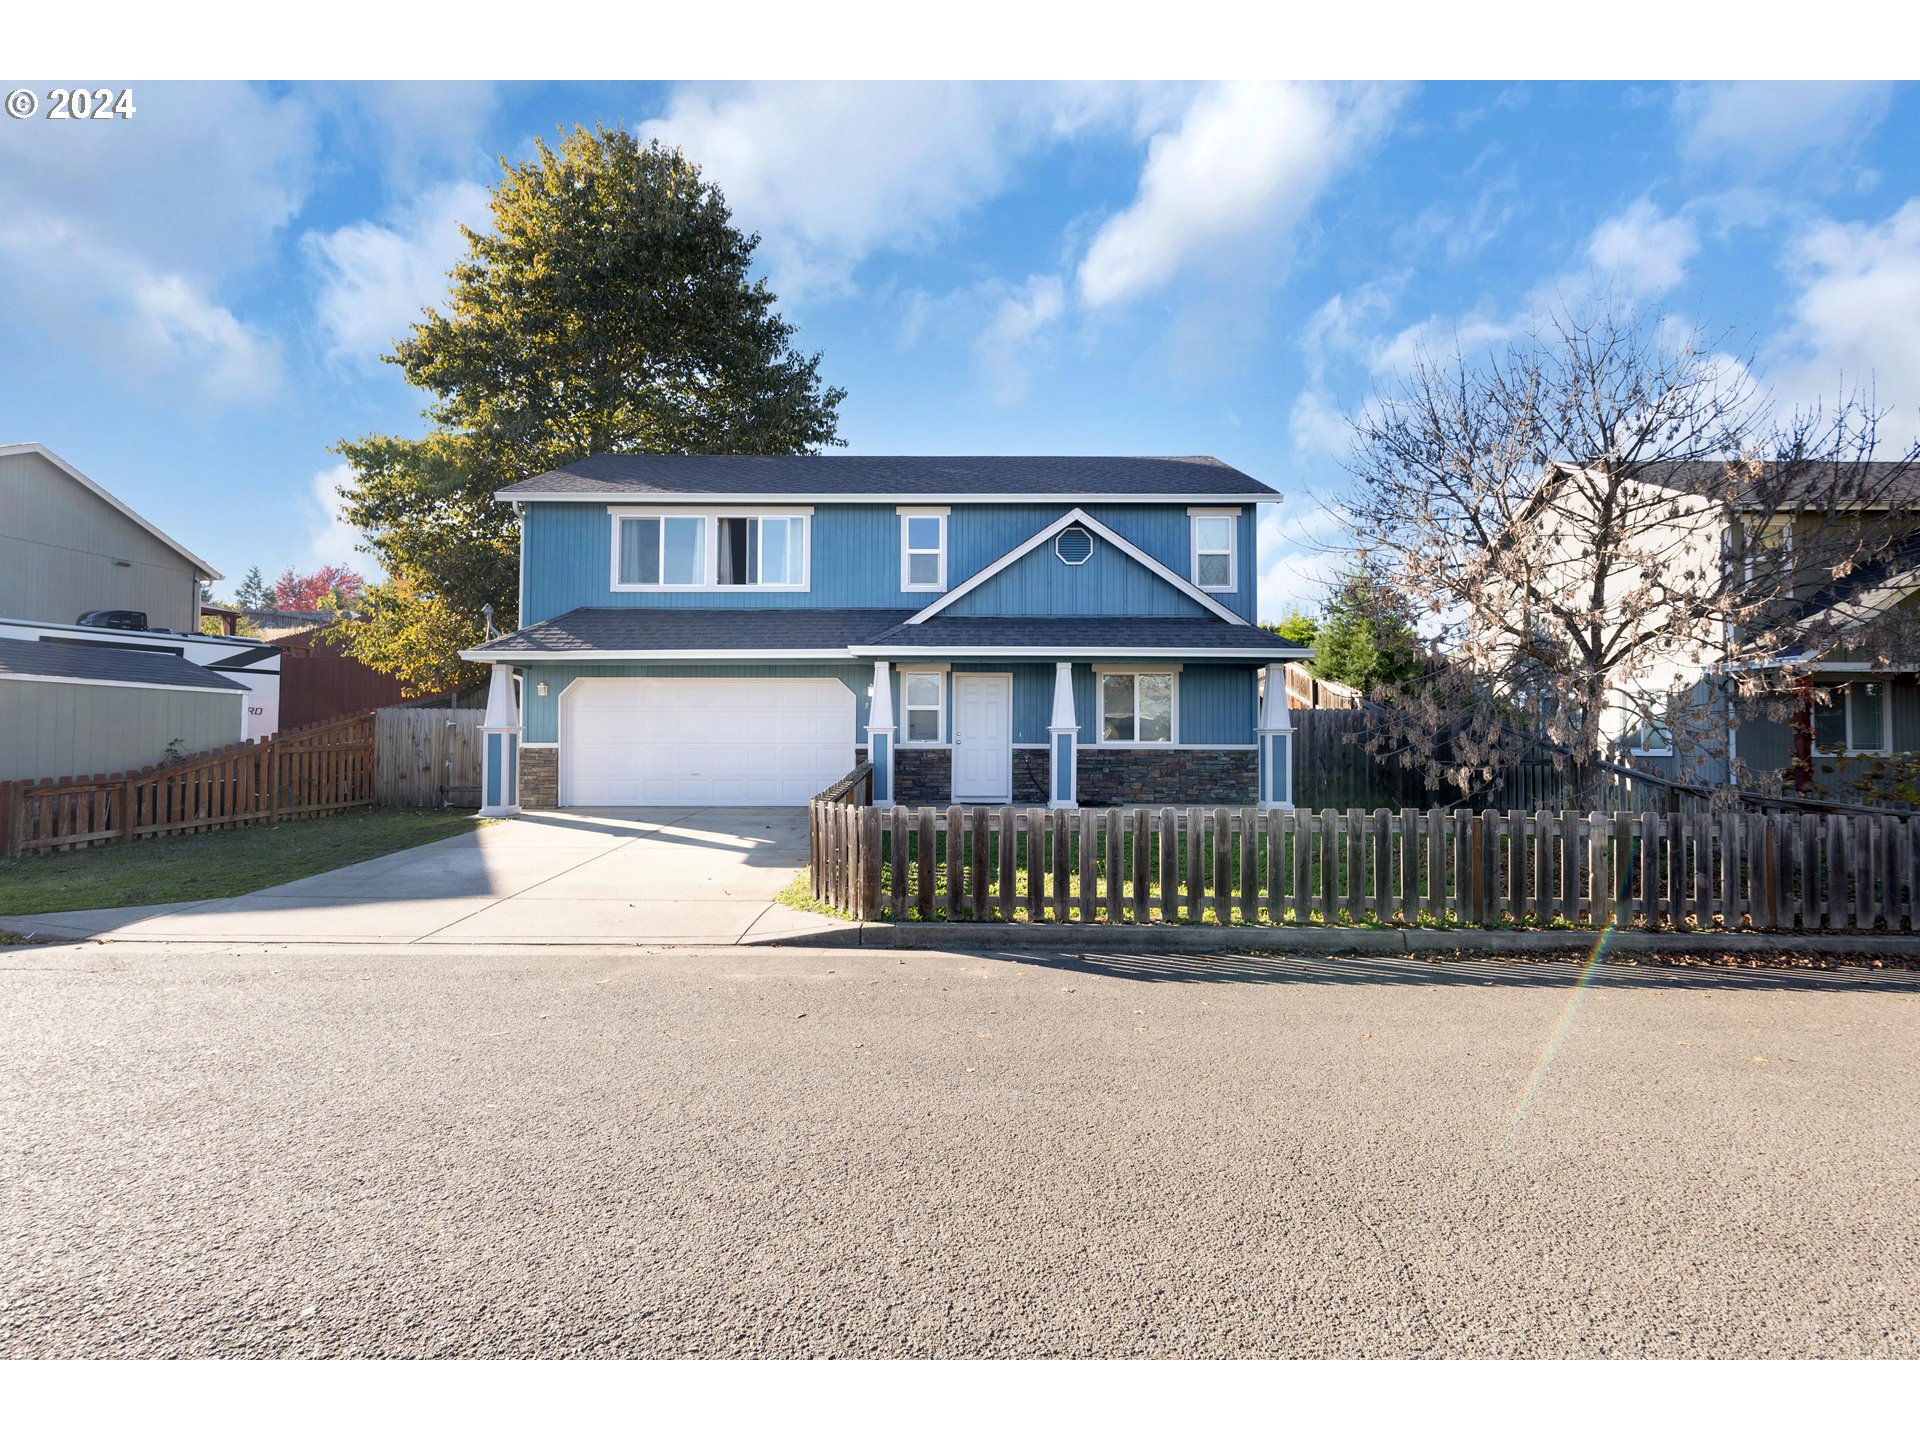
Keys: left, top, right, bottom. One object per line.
{"left": 759, "top": 922, "right": 1920, "bottom": 960}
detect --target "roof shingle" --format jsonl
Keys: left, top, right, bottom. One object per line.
{"left": 0, "top": 637, "right": 247, "bottom": 691}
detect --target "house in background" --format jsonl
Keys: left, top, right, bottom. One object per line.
{"left": 0, "top": 443, "right": 271, "bottom": 774}
{"left": 463, "top": 454, "right": 1306, "bottom": 811}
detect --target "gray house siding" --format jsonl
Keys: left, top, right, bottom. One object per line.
{"left": 0, "top": 678, "right": 242, "bottom": 780}
{"left": 1733, "top": 678, "right": 1920, "bottom": 798}
{"left": 0, "top": 449, "right": 204, "bottom": 631}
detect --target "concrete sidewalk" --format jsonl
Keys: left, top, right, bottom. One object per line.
{"left": 0, "top": 807, "right": 846, "bottom": 947}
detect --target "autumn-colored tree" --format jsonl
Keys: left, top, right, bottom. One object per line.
{"left": 271, "top": 564, "right": 366, "bottom": 611}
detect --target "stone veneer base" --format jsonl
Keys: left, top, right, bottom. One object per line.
{"left": 1075, "top": 747, "right": 1256, "bottom": 806}
{"left": 519, "top": 747, "right": 558, "bottom": 809}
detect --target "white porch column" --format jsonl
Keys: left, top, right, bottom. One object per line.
{"left": 867, "top": 660, "right": 895, "bottom": 808}
{"left": 1256, "top": 664, "right": 1295, "bottom": 811}
{"left": 1047, "top": 661, "right": 1078, "bottom": 810}
{"left": 479, "top": 663, "right": 522, "bottom": 817}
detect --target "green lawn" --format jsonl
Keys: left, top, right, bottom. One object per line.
{"left": 0, "top": 809, "right": 488, "bottom": 916}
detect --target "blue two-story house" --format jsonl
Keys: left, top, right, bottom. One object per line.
{"left": 462, "top": 454, "right": 1306, "bottom": 811}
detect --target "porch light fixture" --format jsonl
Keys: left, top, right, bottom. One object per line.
{"left": 536, "top": 681, "right": 549, "bottom": 697}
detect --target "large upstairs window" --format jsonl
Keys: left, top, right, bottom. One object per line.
{"left": 611, "top": 509, "right": 810, "bottom": 591}
{"left": 1189, "top": 509, "right": 1238, "bottom": 592}
{"left": 900, "top": 508, "right": 948, "bottom": 592}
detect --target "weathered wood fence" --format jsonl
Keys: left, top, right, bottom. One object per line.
{"left": 374, "top": 706, "right": 483, "bottom": 807}
{"left": 1, "top": 712, "right": 376, "bottom": 857}
{"left": 808, "top": 801, "right": 1920, "bottom": 933}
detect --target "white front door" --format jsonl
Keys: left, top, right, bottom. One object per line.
{"left": 951, "top": 673, "right": 1012, "bottom": 802}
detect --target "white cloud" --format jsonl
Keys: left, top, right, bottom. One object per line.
{"left": 971, "top": 274, "right": 1066, "bottom": 404}
{"left": 0, "top": 82, "right": 312, "bottom": 406}
{"left": 1372, "top": 311, "right": 1522, "bottom": 379}
{"left": 307, "top": 462, "right": 375, "bottom": 571}
{"left": 1077, "top": 82, "right": 1404, "bottom": 309}
{"left": 1289, "top": 388, "right": 1351, "bottom": 458}
{"left": 1775, "top": 200, "right": 1920, "bottom": 423}
{"left": 1674, "top": 82, "right": 1892, "bottom": 173}
{"left": 640, "top": 83, "right": 1119, "bottom": 302}
{"left": 307, "top": 181, "right": 492, "bottom": 364}
{"left": 1587, "top": 199, "right": 1699, "bottom": 297}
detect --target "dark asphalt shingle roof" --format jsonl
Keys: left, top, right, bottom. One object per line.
{"left": 856, "top": 617, "right": 1311, "bottom": 655}
{"left": 497, "top": 454, "right": 1275, "bottom": 501}
{"left": 0, "top": 637, "right": 247, "bottom": 691}
{"left": 1581, "top": 460, "right": 1920, "bottom": 509}
{"left": 469, "top": 609, "right": 1309, "bottom": 658}
{"left": 467, "top": 609, "right": 918, "bottom": 656}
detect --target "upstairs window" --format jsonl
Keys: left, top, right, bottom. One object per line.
{"left": 1190, "top": 511, "right": 1237, "bottom": 592}
{"left": 612, "top": 509, "right": 809, "bottom": 591}
{"left": 900, "top": 509, "right": 948, "bottom": 592}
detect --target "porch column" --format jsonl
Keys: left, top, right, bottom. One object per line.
{"left": 479, "top": 663, "right": 521, "bottom": 817}
{"left": 1257, "top": 664, "right": 1295, "bottom": 811}
{"left": 1047, "top": 661, "right": 1078, "bottom": 810}
{"left": 868, "top": 660, "right": 895, "bottom": 808}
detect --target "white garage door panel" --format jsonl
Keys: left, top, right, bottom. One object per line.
{"left": 563, "top": 677, "right": 854, "bottom": 806}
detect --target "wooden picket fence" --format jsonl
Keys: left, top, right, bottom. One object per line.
{"left": 1, "top": 711, "right": 376, "bottom": 857}
{"left": 808, "top": 802, "right": 1920, "bottom": 933}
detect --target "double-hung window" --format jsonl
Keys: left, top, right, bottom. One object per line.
{"left": 901, "top": 669, "right": 944, "bottom": 744}
{"left": 1099, "top": 669, "right": 1176, "bottom": 745}
{"left": 612, "top": 509, "right": 809, "bottom": 590}
{"left": 1190, "top": 510, "right": 1237, "bottom": 592}
{"left": 900, "top": 509, "right": 948, "bottom": 592}
{"left": 1813, "top": 681, "right": 1890, "bottom": 755}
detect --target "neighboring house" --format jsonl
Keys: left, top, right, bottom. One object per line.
{"left": 1512, "top": 460, "right": 1920, "bottom": 800}
{"left": 0, "top": 442, "right": 217, "bottom": 632}
{"left": 462, "top": 455, "right": 1307, "bottom": 810}
{"left": 0, "top": 636, "right": 246, "bottom": 779}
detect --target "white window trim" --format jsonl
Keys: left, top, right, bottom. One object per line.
{"left": 608, "top": 506, "right": 812, "bottom": 593}
{"left": 1742, "top": 517, "right": 1794, "bottom": 595}
{"left": 899, "top": 507, "right": 949, "bottom": 593}
{"left": 1625, "top": 689, "right": 1674, "bottom": 757}
{"left": 1094, "top": 668, "right": 1181, "bottom": 747}
{"left": 899, "top": 666, "right": 947, "bottom": 747}
{"left": 1189, "top": 508, "right": 1238, "bottom": 593}
{"left": 1812, "top": 682, "right": 1892, "bottom": 756}
{"left": 1054, "top": 524, "right": 1095, "bottom": 566}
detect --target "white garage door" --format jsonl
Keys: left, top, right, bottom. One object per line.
{"left": 562, "top": 676, "right": 855, "bottom": 806}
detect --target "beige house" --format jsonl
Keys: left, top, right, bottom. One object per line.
{"left": 0, "top": 442, "right": 218, "bottom": 632}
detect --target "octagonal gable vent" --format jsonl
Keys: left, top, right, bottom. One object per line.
{"left": 1054, "top": 525, "right": 1094, "bottom": 566}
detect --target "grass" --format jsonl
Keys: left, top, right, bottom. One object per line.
{"left": 0, "top": 808, "right": 489, "bottom": 916}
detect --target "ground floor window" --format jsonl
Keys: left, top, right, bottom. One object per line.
{"left": 1813, "top": 680, "right": 1890, "bottom": 754}
{"left": 902, "top": 669, "right": 944, "bottom": 743}
{"left": 1625, "top": 689, "right": 1674, "bottom": 756}
{"left": 1099, "top": 670, "right": 1176, "bottom": 744}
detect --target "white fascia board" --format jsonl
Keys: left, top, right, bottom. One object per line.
{"left": 458, "top": 648, "right": 859, "bottom": 662}
{"left": 849, "top": 645, "right": 1311, "bottom": 659}
{"left": 0, "top": 672, "right": 244, "bottom": 696}
{"left": 499, "top": 490, "right": 1277, "bottom": 506}
{"left": 903, "top": 507, "right": 1249, "bottom": 627}
{"left": 0, "top": 442, "right": 222, "bottom": 580}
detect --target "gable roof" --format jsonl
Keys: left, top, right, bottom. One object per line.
{"left": 0, "top": 636, "right": 246, "bottom": 692}
{"left": 905, "top": 507, "right": 1248, "bottom": 626}
{"left": 496, "top": 454, "right": 1275, "bottom": 504}
{"left": 1538, "top": 458, "right": 1920, "bottom": 513}
{"left": 0, "top": 443, "right": 221, "bottom": 580}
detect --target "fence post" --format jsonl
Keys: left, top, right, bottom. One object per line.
{"left": 2, "top": 781, "right": 20, "bottom": 859}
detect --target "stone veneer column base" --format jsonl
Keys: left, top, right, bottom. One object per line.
{"left": 1075, "top": 748, "right": 1256, "bottom": 806}
{"left": 519, "top": 748, "right": 558, "bottom": 808}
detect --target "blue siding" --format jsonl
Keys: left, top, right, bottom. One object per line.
{"left": 519, "top": 501, "right": 1261, "bottom": 623}
{"left": 1070, "top": 662, "right": 1255, "bottom": 745}
{"left": 944, "top": 534, "right": 1210, "bottom": 617}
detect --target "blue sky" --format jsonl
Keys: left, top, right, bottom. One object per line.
{"left": 2, "top": 80, "right": 1916, "bottom": 619}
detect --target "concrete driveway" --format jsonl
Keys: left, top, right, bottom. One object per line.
{"left": 3, "top": 808, "right": 840, "bottom": 946}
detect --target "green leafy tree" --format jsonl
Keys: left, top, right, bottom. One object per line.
{"left": 1311, "top": 571, "right": 1422, "bottom": 695}
{"left": 1263, "top": 607, "right": 1318, "bottom": 649}
{"left": 334, "top": 124, "right": 847, "bottom": 693}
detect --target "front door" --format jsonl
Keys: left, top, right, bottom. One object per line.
{"left": 951, "top": 673, "right": 1012, "bottom": 802}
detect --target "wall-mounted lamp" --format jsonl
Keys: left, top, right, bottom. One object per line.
{"left": 536, "top": 681, "right": 549, "bottom": 698}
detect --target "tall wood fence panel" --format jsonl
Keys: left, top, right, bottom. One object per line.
{"left": 2, "top": 712, "right": 375, "bottom": 857}
{"left": 808, "top": 803, "right": 1920, "bottom": 934}
{"left": 374, "top": 707, "right": 484, "bottom": 808}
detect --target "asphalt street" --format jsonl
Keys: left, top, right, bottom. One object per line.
{"left": 2, "top": 941, "right": 1915, "bottom": 1358}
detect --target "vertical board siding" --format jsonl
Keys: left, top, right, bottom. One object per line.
{"left": 521, "top": 500, "right": 1258, "bottom": 624}
{"left": 811, "top": 802, "right": 1920, "bottom": 934}
{"left": 942, "top": 539, "right": 1211, "bottom": 618}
